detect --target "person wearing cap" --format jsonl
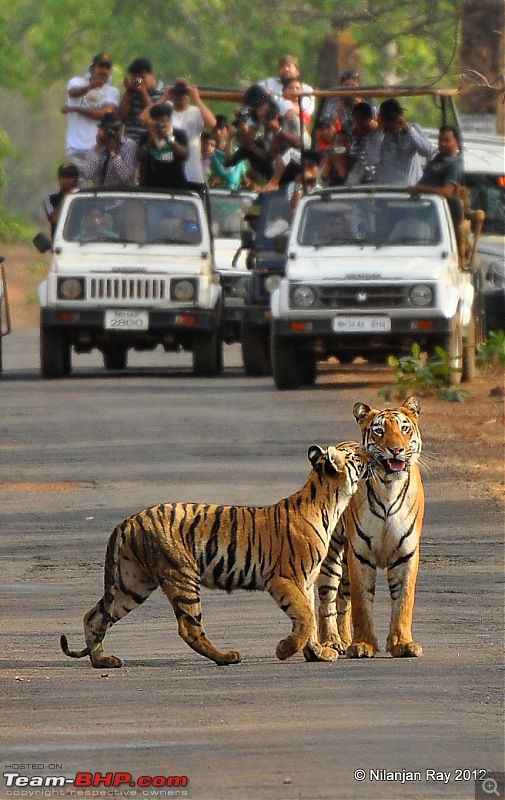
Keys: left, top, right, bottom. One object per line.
{"left": 259, "top": 54, "right": 314, "bottom": 125}
{"left": 84, "top": 112, "right": 138, "bottom": 188}
{"left": 44, "top": 164, "right": 79, "bottom": 238}
{"left": 61, "top": 53, "right": 120, "bottom": 177}
{"left": 119, "top": 58, "right": 166, "bottom": 143}
{"left": 138, "top": 103, "right": 189, "bottom": 189}
{"left": 375, "top": 99, "right": 433, "bottom": 186}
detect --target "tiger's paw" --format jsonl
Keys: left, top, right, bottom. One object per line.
{"left": 91, "top": 654, "right": 124, "bottom": 669}
{"left": 276, "top": 637, "right": 298, "bottom": 661}
{"left": 389, "top": 641, "right": 423, "bottom": 658}
{"left": 303, "top": 643, "right": 339, "bottom": 662}
{"left": 346, "top": 642, "right": 377, "bottom": 659}
{"left": 215, "top": 649, "right": 242, "bottom": 665}
{"left": 321, "top": 637, "right": 349, "bottom": 655}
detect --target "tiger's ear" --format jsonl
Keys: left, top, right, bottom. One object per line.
{"left": 353, "top": 402, "right": 375, "bottom": 424}
{"left": 308, "top": 444, "right": 325, "bottom": 468}
{"left": 402, "top": 396, "right": 421, "bottom": 416}
{"left": 325, "top": 446, "right": 346, "bottom": 474}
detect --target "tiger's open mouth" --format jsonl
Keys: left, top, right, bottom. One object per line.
{"left": 383, "top": 458, "right": 408, "bottom": 473}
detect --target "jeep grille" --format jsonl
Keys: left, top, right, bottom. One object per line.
{"left": 89, "top": 276, "right": 169, "bottom": 302}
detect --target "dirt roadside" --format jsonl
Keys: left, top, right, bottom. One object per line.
{"left": 2, "top": 243, "right": 504, "bottom": 505}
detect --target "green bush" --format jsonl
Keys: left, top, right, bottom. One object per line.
{"left": 476, "top": 331, "right": 505, "bottom": 371}
{"left": 0, "top": 204, "right": 37, "bottom": 244}
{"left": 379, "top": 343, "right": 470, "bottom": 403}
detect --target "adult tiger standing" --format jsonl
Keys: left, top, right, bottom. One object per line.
{"left": 317, "top": 397, "right": 424, "bottom": 658}
{"left": 61, "top": 442, "right": 369, "bottom": 670}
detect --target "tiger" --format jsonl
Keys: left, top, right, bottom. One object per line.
{"left": 316, "top": 396, "right": 424, "bottom": 659}
{"left": 60, "top": 441, "right": 369, "bottom": 669}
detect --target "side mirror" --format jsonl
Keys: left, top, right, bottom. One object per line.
{"left": 273, "top": 233, "right": 288, "bottom": 253}
{"left": 33, "top": 232, "right": 52, "bottom": 253}
{"left": 240, "top": 229, "right": 255, "bottom": 250}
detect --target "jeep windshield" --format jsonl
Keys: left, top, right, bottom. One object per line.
{"left": 297, "top": 196, "right": 441, "bottom": 248}
{"left": 62, "top": 196, "right": 203, "bottom": 245}
{"left": 209, "top": 192, "right": 253, "bottom": 239}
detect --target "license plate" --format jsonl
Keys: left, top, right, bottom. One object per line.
{"left": 332, "top": 316, "right": 391, "bottom": 333}
{"left": 104, "top": 309, "right": 149, "bottom": 330}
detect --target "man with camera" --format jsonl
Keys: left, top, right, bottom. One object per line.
{"left": 375, "top": 98, "right": 433, "bottom": 186}
{"left": 84, "top": 112, "right": 138, "bottom": 188}
{"left": 61, "top": 52, "right": 120, "bottom": 178}
{"left": 138, "top": 103, "right": 189, "bottom": 189}
{"left": 119, "top": 58, "right": 166, "bottom": 143}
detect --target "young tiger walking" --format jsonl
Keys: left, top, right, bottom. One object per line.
{"left": 61, "top": 442, "right": 369, "bottom": 668}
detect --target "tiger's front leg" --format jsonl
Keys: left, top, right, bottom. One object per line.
{"left": 302, "top": 583, "right": 339, "bottom": 662}
{"left": 316, "top": 523, "right": 349, "bottom": 654}
{"left": 346, "top": 546, "right": 379, "bottom": 658}
{"left": 386, "top": 546, "right": 423, "bottom": 658}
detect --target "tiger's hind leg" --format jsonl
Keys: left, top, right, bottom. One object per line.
{"left": 61, "top": 536, "right": 159, "bottom": 669}
{"left": 160, "top": 572, "right": 242, "bottom": 665}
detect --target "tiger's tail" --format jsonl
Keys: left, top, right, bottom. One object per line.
{"left": 60, "top": 635, "right": 90, "bottom": 659}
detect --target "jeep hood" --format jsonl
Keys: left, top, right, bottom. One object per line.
{"left": 286, "top": 252, "right": 455, "bottom": 282}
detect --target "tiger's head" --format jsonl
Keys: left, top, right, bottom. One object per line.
{"left": 308, "top": 441, "right": 371, "bottom": 497}
{"left": 352, "top": 396, "right": 422, "bottom": 479}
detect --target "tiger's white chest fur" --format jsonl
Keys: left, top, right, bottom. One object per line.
{"left": 348, "top": 465, "right": 424, "bottom": 571}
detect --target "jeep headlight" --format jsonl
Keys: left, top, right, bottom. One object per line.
{"left": 58, "top": 277, "right": 84, "bottom": 300}
{"left": 291, "top": 285, "right": 316, "bottom": 308}
{"left": 263, "top": 274, "right": 281, "bottom": 295}
{"left": 409, "top": 284, "right": 433, "bottom": 308}
{"left": 171, "top": 278, "right": 196, "bottom": 302}
{"left": 233, "top": 275, "right": 250, "bottom": 299}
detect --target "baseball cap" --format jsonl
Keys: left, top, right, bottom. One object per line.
{"left": 98, "top": 111, "right": 122, "bottom": 130}
{"left": 90, "top": 52, "right": 113, "bottom": 69}
{"left": 58, "top": 163, "right": 79, "bottom": 177}
{"left": 379, "top": 99, "right": 406, "bottom": 119}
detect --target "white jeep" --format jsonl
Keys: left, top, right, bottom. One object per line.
{"left": 34, "top": 188, "right": 223, "bottom": 378}
{"left": 270, "top": 187, "right": 481, "bottom": 389}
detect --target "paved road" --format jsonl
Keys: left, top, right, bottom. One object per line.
{"left": 1, "top": 330, "right": 503, "bottom": 800}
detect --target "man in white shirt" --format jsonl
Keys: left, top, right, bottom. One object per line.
{"left": 61, "top": 52, "right": 120, "bottom": 177}
{"left": 148, "top": 78, "right": 216, "bottom": 191}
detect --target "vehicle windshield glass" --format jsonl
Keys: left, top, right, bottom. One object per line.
{"left": 297, "top": 197, "right": 441, "bottom": 247}
{"left": 62, "top": 196, "right": 203, "bottom": 245}
{"left": 256, "top": 192, "right": 291, "bottom": 248}
{"left": 209, "top": 194, "right": 253, "bottom": 239}
{"left": 465, "top": 173, "right": 505, "bottom": 235}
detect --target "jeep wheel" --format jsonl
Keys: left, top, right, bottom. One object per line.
{"left": 193, "top": 332, "right": 220, "bottom": 377}
{"left": 241, "top": 321, "right": 271, "bottom": 376}
{"left": 462, "top": 319, "right": 476, "bottom": 384}
{"left": 443, "top": 318, "right": 463, "bottom": 386}
{"left": 271, "top": 332, "right": 301, "bottom": 390}
{"left": 40, "top": 326, "right": 70, "bottom": 379}
{"left": 104, "top": 349, "right": 128, "bottom": 371}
